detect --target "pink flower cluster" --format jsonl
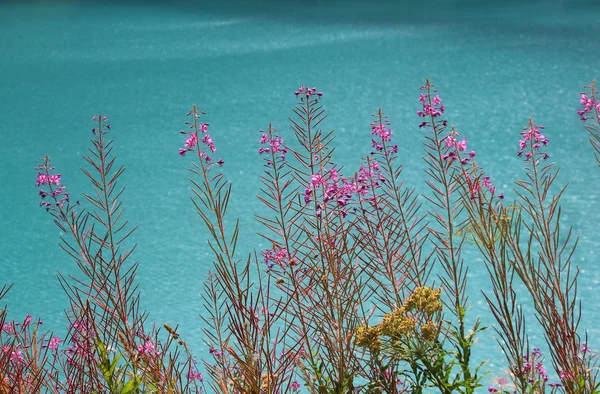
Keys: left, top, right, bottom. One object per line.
{"left": 522, "top": 348, "right": 549, "bottom": 382}
{"left": 187, "top": 368, "right": 204, "bottom": 382}
{"left": 137, "top": 340, "right": 159, "bottom": 357}
{"left": 356, "top": 161, "right": 386, "bottom": 196}
{"left": 371, "top": 123, "right": 392, "bottom": 142}
{"left": 209, "top": 346, "right": 223, "bottom": 358}
{"left": 442, "top": 131, "right": 504, "bottom": 200}
{"left": 263, "top": 248, "right": 290, "bottom": 271}
{"left": 179, "top": 109, "right": 222, "bottom": 164}
{"left": 442, "top": 133, "right": 475, "bottom": 163}
{"left": 179, "top": 121, "right": 215, "bottom": 160}
{"left": 517, "top": 124, "right": 549, "bottom": 160}
{"left": 47, "top": 336, "right": 61, "bottom": 351}
{"left": 36, "top": 173, "right": 61, "bottom": 187}
{"left": 443, "top": 136, "right": 474, "bottom": 165}
{"left": 2, "top": 322, "right": 15, "bottom": 335}
{"left": 578, "top": 92, "right": 600, "bottom": 122}
{"left": 9, "top": 348, "right": 24, "bottom": 365}
{"left": 305, "top": 163, "right": 387, "bottom": 216}
{"left": 417, "top": 93, "right": 446, "bottom": 128}
{"left": 291, "top": 380, "right": 301, "bottom": 391}
{"left": 370, "top": 121, "right": 398, "bottom": 155}
{"left": 66, "top": 320, "right": 95, "bottom": 366}
{"left": 259, "top": 130, "right": 288, "bottom": 158}
{"left": 294, "top": 85, "right": 323, "bottom": 99}
{"left": 36, "top": 158, "right": 70, "bottom": 211}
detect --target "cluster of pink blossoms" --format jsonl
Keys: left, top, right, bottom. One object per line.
{"left": 428, "top": 107, "right": 502, "bottom": 199}
{"left": 208, "top": 346, "right": 223, "bottom": 358}
{"left": 371, "top": 122, "right": 398, "bottom": 155}
{"left": 259, "top": 129, "right": 288, "bottom": 159}
{"left": 294, "top": 85, "right": 323, "bottom": 99}
{"left": 417, "top": 93, "right": 447, "bottom": 128}
{"left": 443, "top": 135, "right": 475, "bottom": 165}
{"left": 186, "top": 368, "right": 204, "bottom": 382}
{"left": 522, "top": 348, "right": 550, "bottom": 383}
{"left": 137, "top": 340, "right": 159, "bottom": 357}
{"left": 5, "top": 347, "right": 24, "bottom": 365}
{"left": 179, "top": 122, "right": 213, "bottom": 155}
{"left": 36, "top": 159, "right": 70, "bottom": 211}
{"left": 517, "top": 123, "right": 549, "bottom": 160}
{"left": 179, "top": 111, "right": 223, "bottom": 165}
{"left": 262, "top": 248, "right": 290, "bottom": 271}
{"left": 47, "top": 336, "right": 61, "bottom": 351}
{"left": 304, "top": 165, "right": 384, "bottom": 218}
{"left": 578, "top": 92, "right": 600, "bottom": 122}
{"left": 66, "top": 320, "right": 95, "bottom": 366}
{"left": 487, "top": 349, "right": 561, "bottom": 392}
{"left": 36, "top": 173, "right": 61, "bottom": 187}
{"left": 2, "top": 322, "right": 15, "bottom": 335}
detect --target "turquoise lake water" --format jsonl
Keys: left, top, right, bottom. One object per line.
{"left": 1, "top": 0, "right": 600, "bottom": 387}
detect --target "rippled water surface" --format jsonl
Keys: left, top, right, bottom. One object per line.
{"left": 1, "top": 0, "right": 599, "bottom": 386}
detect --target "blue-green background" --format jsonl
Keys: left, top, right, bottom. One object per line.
{"left": 1, "top": 0, "right": 599, "bottom": 386}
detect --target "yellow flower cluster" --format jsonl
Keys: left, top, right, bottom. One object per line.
{"left": 404, "top": 286, "right": 442, "bottom": 315}
{"left": 379, "top": 307, "right": 416, "bottom": 337}
{"left": 420, "top": 320, "right": 438, "bottom": 341}
{"left": 354, "top": 287, "right": 443, "bottom": 350}
{"left": 353, "top": 325, "right": 382, "bottom": 351}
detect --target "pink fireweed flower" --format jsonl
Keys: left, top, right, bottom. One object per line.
{"left": 481, "top": 176, "right": 493, "bottom": 189}
{"left": 371, "top": 123, "right": 392, "bottom": 142}
{"left": 184, "top": 133, "right": 198, "bottom": 149}
{"left": 559, "top": 370, "right": 575, "bottom": 381}
{"left": 291, "top": 380, "right": 301, "bottom": 391}
{"left": 187, "top": 369, "right": 204, "bottom": 382}
{"left": 311, "top": 174, "right": 325, "bottom": 187}
{"left": 417, "top": 82, "right": 448, "bottom": 128}
{"left": 137, "top": 340, "right": 158, "bottom": 356}
{"left": 270, "top": 136, "right": 285, "bottom": 154}
{"left": 36, "top": 173, "right": 61, "bottom": 186}
{"left": 518, "top": 121, "right": 549, "bottom": 159}
{"left": 36, "top": 157, "right": 70, "bottom": 211}
{"left": 10, "top": 349, "right": 24, "bottom": 364}
{"left": 577, "top": 90, "right": 599, "bottom": 122}
{"left": 294, "top": 85, "right": 322, "bottom": 101}
{"left": 304, "top": 187, "right": 312, "bottom": 204}
{"left": 263, "top": 248, "right": 290, "bottom": 270}
{"left": 456, "top": 138, "right": 467, "bottom": 151}
{"left": 445, "top": 136, "right": 456, "bottom": 148}
{"left": 2, "top": 323, "right": 15, "bottom": 335}
{"left": 209, "top": 347, "right": 223, "bottom": 358}
{"left": 47, "top": 336, "right": 61, "bottom": 350}
{"left": 180, "top": 107, "right": 218, "bottom": 160}
{"left": 258, "top": 128, "right": 288, "bottom": 158}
